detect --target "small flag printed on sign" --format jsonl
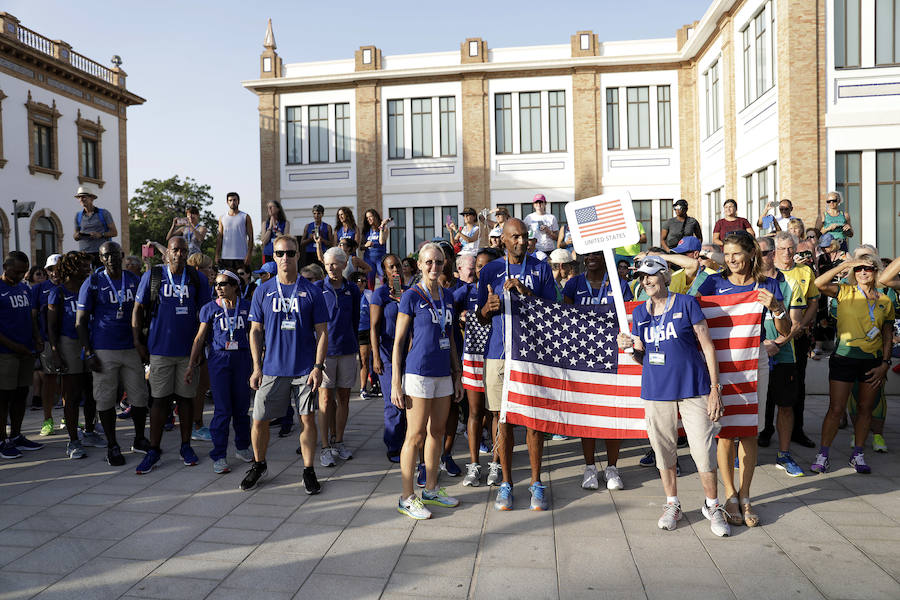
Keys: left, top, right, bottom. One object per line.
{"left": 564, "top": 193, "right": 638, "bottom": 255}
{"left": 574, "top": 202, "right": 626, "bottom": 237}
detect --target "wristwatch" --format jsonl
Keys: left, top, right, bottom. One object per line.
{"left": 313, "top": 363, "right": 325, "bottom": 371}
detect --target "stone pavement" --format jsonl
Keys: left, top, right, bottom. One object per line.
{"left": 1, "top": 391, "right": 899, "bottom": 600}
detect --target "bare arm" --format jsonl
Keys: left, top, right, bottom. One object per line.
{"left": 105, "top": 213, "right": 118, "bottom": 240}
{"left": 379, "top": 220, "right": 391, "bottom": 245}
{"left": 184, "top": 322, "right": 210, "bottom": 384}
{"left": 215, "top": 217, "right": 224, "bottom": 262}
{"left": 260, "top": 219, "right": 275, "bottom": 246}
{"left": 306, "top": 322, "right": 328, "bottom": 391}
{"left": 353, "top": 256, "right": 372, "bottom": 274}
{"left": 390, "top": 312, "right": 411, "bottom": 408}
{"left": 244, "top": 215, "right": 254, "bottom": 264}
{"left": 878, "top": 255, "right": 900, "bottom": 290}
{"left": 663, "top": 253, "right": 699, "bottom": 282}
{"left": 370, "top": 303, "right": 384, "bottom": 374}
{"left": 814, "top": 260, "right": 864, "bottom": 298}
{"left": 693, "top": 319, "right": 723, "bottom": 420}
{"left": 659, "top": 227, "right": 670, "bottom": 252}
{"left": 249, "top": 321, "right": 265, "bottom": 390}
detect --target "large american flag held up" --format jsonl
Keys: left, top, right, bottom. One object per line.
{"left": 500, "top": 292, "right": 763, "bottom": 439}
{"left": 573, "top": 199, "right": 626, "bottom": 238}
{"left": 462, "top": 318, "right": 491, "bottom": 392}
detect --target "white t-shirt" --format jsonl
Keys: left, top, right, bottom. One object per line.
{"left": 523, "top": 212, "right": 559, "bottom": 252}
{"left": 459, "top": 225, "right": 479, "bottom": 255}
{"left": 776, "top": 215, "right": 792, "bottom": 231}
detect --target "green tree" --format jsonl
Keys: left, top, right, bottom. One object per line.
{"left": 127, "top": 176, "right": 218, "bottom": 256}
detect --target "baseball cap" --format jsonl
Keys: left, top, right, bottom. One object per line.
{"left": 673, "top": 199, "right": 688, "bottom": 209}
{"left": 635, "top": 255, "right": 669, "bottom": 275}
{"left": 461, "top": 207, "right": 476, "bottom": 216}
{"left": 671, "top": 236, "right": 701, "bottom": 254}
{"left": 253, "top": 262, "right": 277, "bottom": 276}
{"left": 532, "top": 193, "right": 546, "bottom": 203}
{"left": 818, "top": 233, "right": 836, "bottom": 249}
{"left": 44, "top": 254, "right": 62, "bottom": 268}
{"left": 549, "top": 248, "right": 573, "bottom": 264}
{"left": 489, "top": 225, "right": 502, "bottom": 238}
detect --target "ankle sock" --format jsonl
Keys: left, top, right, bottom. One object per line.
{"left": 666, "top": 495, "right": 679, "bottom": 505}
{"left": 705, "top": 497, "right": 719, "bottom": 508}
{"left": 819, "top": 446, "right": 830, "bottom": 457}
{"left": 852, "top": 445, "right": 864, "bottom": 455}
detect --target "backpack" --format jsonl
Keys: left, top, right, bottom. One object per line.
{"left": 76, "top": 208, "right": 109, "bottom": 232}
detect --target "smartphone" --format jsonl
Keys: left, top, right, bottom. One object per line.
{"left": 141, "top": 244, "right": 154, "bottom": 258}
{"left": 177, "top": 217, "right": 188, "bottom": 226}
{"left": 390, "top": 273, "right": 402, "bottom": 298}
{"left": 445, "top": 215, "right": 454, "bottom": 228}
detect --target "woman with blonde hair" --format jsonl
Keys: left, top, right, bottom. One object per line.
{"left": 815, "top": 191, "right": 854, "bottom": 252}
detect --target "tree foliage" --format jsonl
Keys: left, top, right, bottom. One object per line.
{"left": 127, "top": 176, "right": 218, "bottom": 255}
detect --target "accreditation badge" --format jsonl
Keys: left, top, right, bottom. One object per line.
{"left": 648, "top": 352, "right": 665, "bottom": 366}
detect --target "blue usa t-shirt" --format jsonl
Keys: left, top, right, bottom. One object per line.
{"left": 199, "top": 298, "right": 251, "bottom": 352}
{"left": 476, "top": 256, "right": 557, "bottom": 360}
{"left": 370, "top": 284, "right": 406, "bottom": 363}
{"left": 315, "top": 277, "right": 361, "bottom": 356}
{"left": 249, "top": 276, "right": 328, "bottom": 377}
{"left": 630, "top": 293, "right": 710, "bottom": 401}
{"left": 77, "top": 269, "right": 139, "bottom": 350}
{"left": 31, "top": 279, "right": 56, "bottom": 341}
{"left": 48, "top": 285, "right": 80, "bottom": 341}
{"left": 0, "top": 279, "right": 33, "bottom": 353}
{"left": 453, "top": 281, "right": 478, "bottom": 314}
{"left": 135, "top": 267, "right": 211, "bottom": 357}
{"left": 359, "top": 289, "right": 372, "bottom": 332}
{"left": 562, "top": 273, "right": 633, "bottom": 306}
{"left": 399, "top": 284, "right": 454, "bottom": 377}
{"left": 695, "top": 273, "right": 783, "bottom": 343}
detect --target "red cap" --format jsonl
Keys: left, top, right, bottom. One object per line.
{"left": 532, "top": 193, "right": 546, "bottom": 203}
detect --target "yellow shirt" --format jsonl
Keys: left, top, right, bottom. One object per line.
{"left": 615, "top": 222, "right": 645, "bottom": 257}
{"left": 631, "top": 267, "right": 687, "bottom": 300}
{"left": 780, "top": 264, "right": 819, "bottom": 309}
{"left": 834, "top": 283, "right": 896, "bottom": 359}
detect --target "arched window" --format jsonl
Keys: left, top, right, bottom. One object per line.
{"left": 34, "top": 216, "right": 57, "bottom": 267}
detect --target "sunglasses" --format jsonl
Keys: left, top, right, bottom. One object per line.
{"left": 853, "top": 265, "right": 876, "bottom": 273}
{"left": 214, "top": 281, "right": 235, "bottom": 288}
{"left": 826, "top": 199, "right": 839, "bottom": 204}
{"left": 761, "top": 249, "right": 775, "bottom": 256}
{"left": 274, "top": 249, "right": 297, "bottom": 258}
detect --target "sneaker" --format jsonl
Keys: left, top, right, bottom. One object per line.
{"left": 604, "top": 465, "right": 624, "bottom": 490}
{"left": 106, "top": 445, "right": 125, "bottom": 466}
{"left": 639, "top": 449, "right": 656, "bottom": 467}
{"left": 66, "top": 440, "right": 86, "bottom": 459}
{"left": 422, "top": 487, "right": 460, "bottom": 507}
{"left": 320, "top": 447, "right": 336, "bottom": 467}
{"left": 416, "top": 462, "right": 427, "bottom": 488}
{"left": 131, "top": 437, "right": 151, "bottom": 455}
{"left": 775, "top": 453, "right": 805, "bottom": 477}
{"left": 359, "top": 389, "right": 373, "bottom": 399}
{"left": 486, "top": 462, "right": 502, "bottom": 486}
{"left": 440, "top": 455, "right": 461, "bottom": 477}
{"left": 163, "top": 413, "right": 175, "bottom": 431}
{"left": 479, "top": 440, "right": 492, "bottom": 455}
{"left": 810, "top": 453, "right": 830, "bottom": 474}
{"left": 582, "top": 464, "right": 599, "bottom": 490}
{"left": 494, "top": 482, "right": 513, "bottom": 511}
{"left": 463, "top": 463, "right": 482, "bottom": 487}
{"left": 12, "top": 435, "right": 43, "bottom": 451}
{"left": 240, "top": 461, "right": 267, "bottom": 490}
{"left": 180, "top": 443, "right": 199, "bottom": 466}
{"left": 334, "top": 441, "right": 353, "bottom": 461}
{"left": 398, "top": 494, "right": 432, "bottom": 520}
{"left": 0, "top": 441, "right": 22, "bottom": 459}
{"left": 702, "top": 502, "right": 732, "bottom": 537}
{"left": 873, "top": 434, "right": 888, "bottom": 453}
{"left": 117, "top": 405, "right": 132, "bottom": 419}
{"left": 235, "top": 447, "right": 254, "bottom": 463}
{"left": 529, "top": 482, "right": 549, "bottom": 511}
{"left": 551, "top": 434, "right": 568, "bottom": 441}
{"left": 278, "top": 420, "right": 293, "bottom": 438}
{"left": 849, "top": 452, "right": 871, "bottom": 474}
{"left": 136, "top": 449, "right": 160, "bottom": 474}
{"left": 39, "top": 418, "right": 55, "bottom": 437}
{"left": 80, "top": 431, "right": 105, "bottom": 448}
{"left": 658, "top": 502, "right": 683, "bottom": 531}
{"left": 303, "top": 468, "right": 322, "bottom": 495}
{"left": 213, "top": 458, "right": 231, "bottom": 474}
{"left": 191, "top": 426, "right": 212, "bottom": 442}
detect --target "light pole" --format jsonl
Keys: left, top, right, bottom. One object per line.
{"left": 11, "top": 199, "right": 35, "bottom": 251}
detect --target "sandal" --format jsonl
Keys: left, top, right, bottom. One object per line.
{"left": 741, "top": 499, "right": 759, "bottom": 527}
{"left": 724, "top": 496, "right": 743, "bottom": 526}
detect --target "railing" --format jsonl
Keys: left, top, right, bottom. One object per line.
{"left": 70, "top": 51, "right": 114, "bottom": 83}
{"left": 15, "top": 23, "right": 115, "bottom": 84}
{"left": 16, "top": 24, "right": 54, "bottom": 56}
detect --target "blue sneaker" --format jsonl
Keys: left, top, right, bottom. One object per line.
{"left": 0, "top": 440, "right": 22, "bottom": 459}
{"left": 180, "top": 443, "right": 199, "bottom": 466}
{"left": 416, "top": 462, "right": 427, "bottom": 488}
{"left": 776, "top": 453, "right": 805, "bottom": 477}
{"left": 551, "top": 434, "right": 568, "bottom": 441}
{"left": 480, "top": 439, "right": 491, "bottom": 455}
{"left": 639, "top": 449, "right": 655, "bottom": 467}
{"left": 494, "top": 482, "right": 513, "bottom": 511}
{"left": 190, "top": 426, "right": 212, "bottom": 442}
{"left": 117, "top": 405, "right": 132, "bottom": 419}
{"left": 11, "top": 435, "right": 43, "bottom": 451}
{"left": 440, "top": 455, "right": 461, "bottom": 477}
{"left": 136, "top": 448, "right": 161, "bottom": 474}
{"left": 529, "top": 481, "right": 549, "bottom": 511}
{"left": 163, "top": 413, "right": 175, "bottom": 431}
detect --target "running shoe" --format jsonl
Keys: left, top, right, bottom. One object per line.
{"left": 117, "top": 405, "right": 132, "bottom": 419}
{"left": 551, "top": 434, "right": 568, "bottom": 441}
{"left": 66, "top": 440, "right": 86, "bottom": 459}
{"left": 213, "top": 458, "right": 231, "bottom": 474}
{"left": 494, "top": 482, "right": 513, "bottom": 511}
{"left": 422, "top": 487, "right": 460, "bottom": 507}
{"left": 320, "top": 447, "right": 336, "bottom": 467}
{"left": 240, "top": 461, "right": 266, "bottom": 490}
{"left": 463, "top": 463, "right": 482, "bottom": 487}
{"left": 639, "top": 449, "right": 656, "bottom": 467}
{"left": 39, "top": 418, "right": 54, "bottom": 437}
{"left": 303, "top": 468, "right": 321, "bottom": 495}
{"left": 359, "top": 389, "right": 373, "bottom": 399}
{"left": 658, "top": 502, "right": 682, "bottom": 531}
{"left": 416, "top": 462, "right": 427, "bottom": 488}
{"left": 180, "top": 443, "right": 199, "bottom": 466}
{"left": 0, "top": 441, "right": 22, "bottom": 460}
{"left": 701, "top": 502, "right": 732, "bottom": 537}
{"left": 479, "top": 440, "right": 492, "bottom": 455}
{"left": 529, "top": 481, "right": 549, "bottom": 511}
{"left": 604, "top": 465, "right": 624, "bottom": 490}
{"left": 131, "top": 437, "right": 151, "bottom": 454}
{"left": 106, "top": 445, "right": 125, "bottom": 466}
{"left": 849, "top": 452, "right": 871, "bottom": 474}
{"left": 163, "top": 413, "right": 175, "bottom": 431}
{"left": 486, "top": 462, "right": 502, "bottom": 486}
{"left": 398, "top": 494, "right": 432, "bottom": 520}
{"left": 12, "top": 435, "right": 43, "bottom": 451}
{"left": 776, "top": 453, "right": 805, "bottom": 477}
{"left": 235, "top": 447, "right": 254, "bottom": 463}
{"left": 136, "top": 448, "right": 160, "bottom": 474}
{"left": 582, "top": 464, "right": 599, "bottom": 490}
{"left": 440, "top": 455, "right": 461, "bottom": 477}
{"left": 80, "top": 431, "right": 106, "bottom": 448}
{"left": 191, "top": 426, "right": 212, "bottom": 442}
{"left": 810, "top": 452, "right": 829, "bottom": 474}
{"left": 873, "top": 434, "right": 887, "bottom": 453}
{"left": 333, "top": 441, "right": 353, "bottom": 461}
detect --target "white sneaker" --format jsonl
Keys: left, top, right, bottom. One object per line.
{"left": 581, "top": 464, "right": 599, "bottom": 490}
{"left": 213, "top": 458, "right": 230, "bottom": 474}
{"left": 234, "top": 447, "right": 254, "bottom": 463}
{"left": 604, "top": 465, "right": 624, "bottom": 490}
{"left": 320, "top": 447, "right": 336, "bottom": 467}
{"left": 333, "top": 441, "right": 353, "bottom": 461}
{"left": 398, "top": 494, "right": 432, "bottom": 520}
{"left": 486, "top": 461, "right": 502, "bottom": 486}
{"left": 702, "top": 502, "right": 732, "bottom": 537}
{"left": 463, "top": 463, "right": 482, "bottom": 487}
{"left": 658, "top": 502, "right": 683, "bottom": 531}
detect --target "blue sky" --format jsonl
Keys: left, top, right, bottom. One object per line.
{"left": 6, "top": 0, "right": 713, "bottom": 227}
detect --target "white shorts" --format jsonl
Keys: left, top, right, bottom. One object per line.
{"left": 402, "top": 374, "right": 453, "bottom": 399}
{"left": 322, "top": 354, "right": 356, "bottom": 389}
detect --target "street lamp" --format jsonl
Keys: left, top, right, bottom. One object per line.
{"left": 11, "top": 199, "right": 35, "bottom": 251}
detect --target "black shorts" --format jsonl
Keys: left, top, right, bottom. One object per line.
{"left": 767, "top": 363, "right": 799, "bottom": 407}
{"left": 358, "top": 329, "right": 371, "bottom": 346}
{"left": 829, "top": 354, "right": 883, "bottom": 384}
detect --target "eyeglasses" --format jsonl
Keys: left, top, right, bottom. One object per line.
{"left": 274, "top": 249, "right": 297, "bottom": 258}
{"left": 853, "top": 265, "right": 876, "bottom": 273}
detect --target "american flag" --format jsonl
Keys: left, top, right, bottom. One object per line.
{"left": 500, "top": 292, "right": 763, "bottom": 439}
{"left": 462, "top": 318, "right": 491, "bottom": 392}
{"left": 573, "top": 200, "right": 626, "bottom": 238}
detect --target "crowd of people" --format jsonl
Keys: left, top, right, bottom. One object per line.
{"left": 1, "top": 188, "right": 897, "bottom": 538}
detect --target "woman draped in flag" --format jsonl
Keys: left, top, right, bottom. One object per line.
{"left": 695, "top": 232, "right": 790, "bottom": 527}
{"left": 617, "top": 255, "right": 730, "bottom": 537}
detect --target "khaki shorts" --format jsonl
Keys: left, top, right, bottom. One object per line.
{"left": 148, "top": 355, "right": 197, "bottom": 399}
{"left": 322, "top": 354, "right": 357, "bottom": 389}
{"left": 484, "top": 358, "right": 505, "bottom": 412}
{"left": 402, "top": 374, "right": 453, "bottom": 399}
{"left": 93, "top": 348, "right": 148, "bottom": 411}
{"left": 0, "top": 353, "right": 34, "bottom": 390}
{"left": 58, "top": 337, "right": 86, "bottom": 375}
{"left": 252, "top": 374, "right": 316, "bottom": 421}
{"left": 644, "top": 395, "right": 720, "bottom": 473}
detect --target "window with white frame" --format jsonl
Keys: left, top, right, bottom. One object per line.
{"left": 439, "top": 96, "right": 456, "bottom": 157}
{"left": 744, "top": 164, "right": 777, "bottom": 219}
{"left": 286, "top": 107, "right": 302, "bottom": 165}
{"left": 835, "top": 0, "right": 861, "bottom": 68}
{"left": 742, "top": 1, "right": 776, "bottom": 105}
{"left": 411, "top": 98, "right": 433, "bottom": 158}
{"left": 335, "top": 103, "right": 350, "bottom": 162}
{"left": 388, "top": 100, "right": 404, "bottom": 160}
{"left": 626, "top": 86, "right": 650, "bottom": 149}
{"left": 389, "top": 208, "right": 407, "bottom": 257}
{"left": 606, "top": 88, "right": 620, "bottom": 150}
{"left": 548, "top": 91, "right": 566, "bottom": 152}
{"left": 742, "top": 27, "right": 752, "bottom": 106}
{"left": 495, "top": 93, "right": 512, "bottom": 154}
{"left": 876, "top": 150, "right": 900, "bottom": 257}
{"left": 706, "top": 188, "right": 722, "bottom": 234}
{"left": 519, "top": 92, "right": 541, "bottom": 153}
{"left": 308, "top": 104, "right": 328, "bottom": 164}
{"left": 657, "top": 85, "right": 671, "bottom": 149}
{"left": 876, "top": 0, "right": 900, "bottom": 66}
{"left": 704, "top": 61, "right": 721, "bottom": 136}
{"left": 413, "top": 207, "right": 434, "bottom": 249}
{"left": 835, "top": 151, "right": 861, "bottom": 251}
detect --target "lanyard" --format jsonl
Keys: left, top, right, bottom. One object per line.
{"left": 223, "top": 299, "right": 237, "bottom": 341}
{"left": 165, "top": 267, "right": 187, "bottom": 305}
{"left": 420, "top": 282, "right": 446, "bottom": 334}
{"left": 857, "top": 285, "right": 877, "bottom": 325}
{"left": 504, "top": 256, "right": 528, "bottom": 283}
{"left": 277, "top": 278, "right": 300, "bottom": 322}
{"left": 584, "top": 274, "right": 609, "bottom": 302}
{"left": 103, "top": 269, "right": 125, "bottom": 311}
{"left": 647, "top": 293, "right": 674, "bottom": 351}
{"left": 241, "top": 283, "right": 252, "bottom": 299}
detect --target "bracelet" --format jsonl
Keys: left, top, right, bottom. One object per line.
{"left": 313, "top": 363, "right": 325, "bottom": 371}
